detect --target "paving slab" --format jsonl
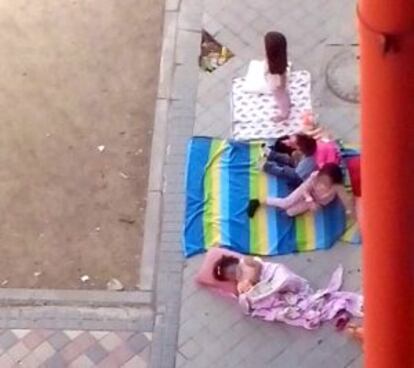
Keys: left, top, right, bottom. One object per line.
{"left": 0, "top": 329, "right": 152, "bottom": 367}
{"left": 171, "top": 0, "right": 363, "bottom": 367}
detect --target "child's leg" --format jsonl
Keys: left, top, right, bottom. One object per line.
{"left": 286, "top": 201, "right": 312, "bottom": 217}
{"left": 263, "top": 162, "right": 302, "bottom": 188}
{"left": 267, "top": 151, "right": 294, "bottom": 166}
{"left": 265, "top": 179, "right": 308, "bottom": 209}
{"left": 265, "top": 196, "right": 288, "bottom": 209}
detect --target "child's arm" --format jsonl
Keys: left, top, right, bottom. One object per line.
{"left": 302, "top": 191, "right": 319, "bottom": 211}
{"left": 237, "top": 280, "right": 254, "bottom": 294}
{"left": 301, "top": 172, "right": 318, "bottom": 203}
{"left": 243, "top": 257, "right": 263, "bottom": 285}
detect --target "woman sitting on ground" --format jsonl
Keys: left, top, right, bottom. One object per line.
{"left": 261, "top": 133, "right": 318, "bottom": 189}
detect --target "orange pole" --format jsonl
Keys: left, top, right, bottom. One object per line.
{"left": 359, "top": 1, "right": 414, "bottom": 367}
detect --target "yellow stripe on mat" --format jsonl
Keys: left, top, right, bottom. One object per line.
{"left": 302, "top": 212, "right": 316, "bottom": 251}
{"left": 255, "top": 171, "right": 269, "bottom": 255}
{"left": 203, "top": 140, "right": 226, "bottom": 247}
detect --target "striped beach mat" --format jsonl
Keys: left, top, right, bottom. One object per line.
{"left": 183, "top": 137, "right": 359, "bottom": 257}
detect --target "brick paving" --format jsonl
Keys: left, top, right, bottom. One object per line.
{"left": 0, "top": 329, "right": 151, "bottom": 367}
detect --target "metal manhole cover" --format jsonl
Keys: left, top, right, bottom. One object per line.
{"left": 325, "top": 48, "right": 360, "bottom": 103}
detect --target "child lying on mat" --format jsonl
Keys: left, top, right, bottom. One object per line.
{"left": 249, "top": 163, "right": 354, "bottom": 217}
{"left": 261, "top": 133, "right": 317, "bottom": 188}
{"left": 212, "top": 255, "right": 363, "bottom": 330}
{"left": 213, "top": 255, "right": 262, "bottom": 294}
{"left": 264, "top": 31, "right": 291, "bottom": 121}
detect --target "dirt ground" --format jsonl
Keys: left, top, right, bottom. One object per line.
{"left": 0, "top": 0, "right": 163, "bottom": 289}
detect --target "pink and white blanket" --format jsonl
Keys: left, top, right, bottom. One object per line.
{"left": 239, "top": 263, "right": 363, "bottom": 330}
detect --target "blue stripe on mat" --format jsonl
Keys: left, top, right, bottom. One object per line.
{"left": 183, "top": 137, "right": 212, "bottom": 257}
{"left": 314, "top": 209, "right": 326, "bottom": 250}
{"left": 274, "top": 180, "right": 296, "bottom": 255}
{"left": 323, "top": 199, "right": 346, "bottom": 249}
{"left": 220, "top": 143, "right": 230, "bottom": 245}
{"left": 228, "top": 141, "right": 251, "bottom": 254}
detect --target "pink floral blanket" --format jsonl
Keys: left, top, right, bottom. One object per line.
{"left": 239, "top": 263, "right": 363, "bottom": 330}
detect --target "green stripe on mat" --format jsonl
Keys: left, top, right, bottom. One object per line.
{"left": 295, "top": 215, "right": 307, "bottom": 252}
{"left": 203, "top": 139, "right": 222, "bottom": 247}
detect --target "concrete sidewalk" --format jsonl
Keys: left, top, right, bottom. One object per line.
{"left": 151, "top": 0, "right": 362, "bottom": 367}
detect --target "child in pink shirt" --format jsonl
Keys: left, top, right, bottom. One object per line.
{"left": 248, "top": 163, "right": 354, "bottom": 218}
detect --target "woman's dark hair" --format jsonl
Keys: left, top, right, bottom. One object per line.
{"left": 265, "top": 31, "right": 288, "bottom": 75}
{"left": 296, "top": 134, "right": 317, "bottom": 157}
{"left": 270, "top": 135, "right": 295, "bottom": 156}
{"left": 213, "top": 255, "right": 239, "bottom": 281}
{"left": 318, "top": 163, "right": 344, "bottom": 184}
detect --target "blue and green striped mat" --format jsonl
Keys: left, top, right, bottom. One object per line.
{"left": 183, "top": 137, "right": 360, "bottom": 257}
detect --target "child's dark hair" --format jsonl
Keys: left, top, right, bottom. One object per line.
{"left": 296, "top": 133, "right": 317, "bottom": 157}
{"left": 318, "top": 163, "right": 344, "bottom": 184}
{"left": 213, "top": 255, "right": 239, "bottom": 281}
{"left": 264, "top": 31, "right": 288, "bottom": 75}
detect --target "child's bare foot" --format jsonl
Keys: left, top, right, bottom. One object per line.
{"left": 261, "top": 145, "right": 271, "bottom": 158}
{"left": 257, "top": 156, "right": 267, "bottom": 171}
{"left": 345, "top": 323, "right": 364, "bottom": 343}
